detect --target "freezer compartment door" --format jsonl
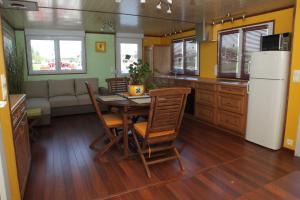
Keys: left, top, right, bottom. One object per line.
{"left": 246, "top": 79, "right": 287, "bottom": 150}
{"left": 250, "top": 51, "right": 290, "bottom": 80}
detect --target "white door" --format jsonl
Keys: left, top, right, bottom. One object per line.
{"left": 246, "top": 79, "right": 287, "bottom": 150}
{"left": 250, "top": 51, "right": 290, "bottom": 80}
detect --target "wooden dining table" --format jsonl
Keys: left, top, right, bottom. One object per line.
{"left": 96, "top": 95, "right": 150, "bottom": 158}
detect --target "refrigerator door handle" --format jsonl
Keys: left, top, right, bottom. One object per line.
{"left": 247, "top": 82, "right": 250, "bottom": 94}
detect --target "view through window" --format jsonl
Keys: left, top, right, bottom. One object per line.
{"left": 26, "top": 31, "right": 86, "bottom": 75}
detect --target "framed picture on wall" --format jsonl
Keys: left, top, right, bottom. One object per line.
{"left": 95, "top": 41, "right": 106, "bottom": 52}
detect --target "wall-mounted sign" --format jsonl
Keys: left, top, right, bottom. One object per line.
{"left": 95, "top": 42, "right": 106, "bottom": 53}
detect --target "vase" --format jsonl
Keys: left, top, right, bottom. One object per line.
{"left": 128, "top": 85, "right": 145, "bottom": 96}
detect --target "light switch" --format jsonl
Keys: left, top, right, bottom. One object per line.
{"left": 0, "top": 74, "right": 7, "bottom": 101}
{"left": 293, "top": 70, "right": 300, "bottom": 83}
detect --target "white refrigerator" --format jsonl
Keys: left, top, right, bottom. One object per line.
{"left": 246, "top": 51, "right": 290, "bottom": 150}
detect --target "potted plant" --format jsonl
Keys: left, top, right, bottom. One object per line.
{"left": 125, "top": 55, "right": 151, "bottom": 96}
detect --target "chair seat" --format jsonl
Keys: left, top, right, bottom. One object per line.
{"left": 134, "top": 122, "right": 175, "bottom": 138}
{"left": 103, "top": 114, "right": 132, "bottom": 127}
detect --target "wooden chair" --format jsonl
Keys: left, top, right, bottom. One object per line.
{"left": 106, "top": 77, "right": 128, "bottom": 94}
{"left": 132, "top": 87, "right": 191, "bottom": 178}
{"left": 85, "top": 81, "right": 129, "bottom": 160}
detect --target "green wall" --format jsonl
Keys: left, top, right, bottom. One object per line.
{"left": 15, "top": 31, "right": 116, "bottom": 87}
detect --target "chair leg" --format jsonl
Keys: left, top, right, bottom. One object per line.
{"left": 132, "top": 132, "right": 151, "bottom": 178}
{"left": 89, "top": 136, "right": 102, "bottom": 150}
{"left": 174, "top": 147, "right": 184, "bottom": 171}
{"left": 94, "top": 139, "right": 116, "bottom": 160}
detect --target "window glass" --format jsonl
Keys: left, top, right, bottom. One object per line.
{"left": 172, "top": 41, "right": 184, "bottom": 73}
{"left": 218, "top": 22, "right": 273, "bottom": 79}
{"left": 243, "top": 28, "right": 269, "bottom": 76}
{"left": 30, "top": 40, "right": 56, "bottom": 71}
{"left": 219, "top": 32, "right": 240, "bottom": 74}
{"left": 185, "top": 39, "right": 198, "bottom": 73}
{"left": 120, "top": 43, "right": 138, "bottom": 74}
{"left": 60, "top": 40, "right": 83, "bottom": 71}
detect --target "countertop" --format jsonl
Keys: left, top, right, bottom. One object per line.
{"left": 154, "top": 75, "right": 248, "bottom": 87}
{"left": 9, "top": 94, "right": 26, "bottom": 112}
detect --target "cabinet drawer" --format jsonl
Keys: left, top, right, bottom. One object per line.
{"left": 217, "top": 93, "right": 246, "bottom": 114}
{"left": 195, "top": 104, "right": 215, "bottom": 124}
{"left": 218, "top": 85, "right": 246, "bottom": 96}
{"left": 196, "top": 83, "right": 216, "bottom": 91}
{"left": 216, "top": 110, "right": 245, "bottom": 134}
{"left": 12, "top": 101, "right": 26, "bottom": 129}
{"left": 196, "top": 89, "right": 216, "bottom": 106}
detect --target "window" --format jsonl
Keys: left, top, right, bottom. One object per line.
{"left": 218, "top": 22, "right": 273, "bottom": 79}
{"left": 26, "top": 30, "right": 86, "bottom": 75}
{"left": 116, "top": 33, "right": 143, "bottom": 75}
{"left": 172, "top": 38, "right": 198, "bottom": 75}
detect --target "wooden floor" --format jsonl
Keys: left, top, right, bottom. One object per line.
{"left": 24, "top": 114, "right": 300, "bottom": 200}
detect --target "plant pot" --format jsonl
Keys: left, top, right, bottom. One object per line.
{"left": 128, "top": 85, "right": 145, "bottom": 96}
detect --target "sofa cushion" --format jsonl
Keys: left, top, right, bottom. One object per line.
{"left": 24, "top": 81, "right": 48, "bottom": 98}
{"left": 77, "top": 94, "right": 92, "bottom": 105}
{"left": 49, "top": 96, "right": 78, "bottom": 108}
{"left": 75, "top": 78, "right": 98, "bottom": 95}
{"left": 26, "top": 98, "right": 51, "bottom": 115}
{"left": 49, "top": 79, "right": 75, "bottom": 97}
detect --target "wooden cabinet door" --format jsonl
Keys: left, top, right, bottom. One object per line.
{"left": 216, "top": 110, "right": 245, "bottom": 135}
{"left": 14, "top": 114, "right": 31, "bottom": 198}
{"left": 195, "top": 103, "right": 216, "bottom": 124}
{"left": 196, "top": 89, "right": 216, "bottom": 106}
{"left": 217, "top": 93, "right": 246, "bottom": 114}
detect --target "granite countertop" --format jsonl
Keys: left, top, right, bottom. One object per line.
{"left": 154, "top": 75, "right": 248, "bottom": 87}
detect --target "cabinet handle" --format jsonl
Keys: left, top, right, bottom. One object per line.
{"left": 247, "top": 82, "right": 250, "bottom": 94}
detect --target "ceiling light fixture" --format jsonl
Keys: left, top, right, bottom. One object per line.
{"left": 212, "top": 13, "right": 246, "bottom": 25}
{"left": 140, "top": 0, "right": 146, "bottom": 3}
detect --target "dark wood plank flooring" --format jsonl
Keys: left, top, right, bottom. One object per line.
{"left": 24, "top": 114, "right": 300, "bottom": 200}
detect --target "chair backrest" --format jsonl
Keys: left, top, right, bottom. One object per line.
{"left": 85, "top": 81, "right": 103, "bottom": 121}
{"left": 145, "top": 87, "right": 191, "bottom": 141}
{"left": 106, "top": 77, "right": 128, "bottom": 94}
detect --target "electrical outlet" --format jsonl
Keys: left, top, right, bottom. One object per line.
{"left": 287, "top": 139, "right": 294, "bottom": 146}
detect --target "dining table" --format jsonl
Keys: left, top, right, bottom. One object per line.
{"left": 96, "top": 94, "right": 150, "bottom": 158}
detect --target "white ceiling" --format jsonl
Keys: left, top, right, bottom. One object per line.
{"left": 0, "top": 0, "right": 295, "bottom": 36}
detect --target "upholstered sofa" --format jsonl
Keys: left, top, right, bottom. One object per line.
{"left": 24, "top": 78, "right": 99, "bottom": 125}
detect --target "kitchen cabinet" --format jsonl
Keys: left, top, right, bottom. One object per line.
{"left": 153, "top": 76, "right": 248, "bottom": 136}
{"left": 10, "top": 94, "right": 31, "bottom": 199}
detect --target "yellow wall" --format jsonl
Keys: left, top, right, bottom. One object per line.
{"left": 284, "top": 2, "right": 300, "bottom": 150}
{"left": 200, "top": 41, "right": 218, "bottom": 78}
{"left": 143, "top": 36, "right": 171, "bottom": 47}
{"left": 0, "top": 20, "right": 21, "bottom": 199}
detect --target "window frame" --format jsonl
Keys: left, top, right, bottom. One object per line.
{"left": 217, "top": 22, "right": 274, "bottom": 79}
{"left": 171, "top": 37, "right": 199, "bottom": 76}
{"left": 26, "top": 34, "right": 86, "bottom": 75}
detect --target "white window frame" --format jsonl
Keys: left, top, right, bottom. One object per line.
{"left": 25, "top": 29, "right": 86, "bottom": 75}
{"left": 218, "top": 22, "right": 274, "bottom": 79}
{"left": 116, "top": 33, "right": 143, "bottom": 75}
